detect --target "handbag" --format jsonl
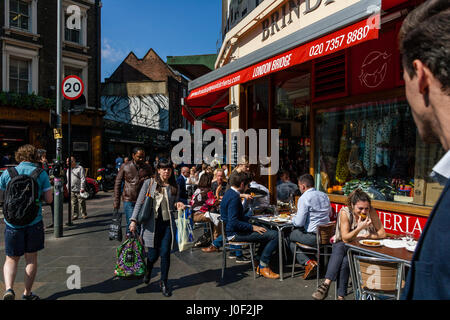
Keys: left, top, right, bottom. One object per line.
{"left": 136, "top": 179, "right": 156, "bottom": 224}
{"left": 109, "top": 209, "right": 122, "bottom": 242}
{"left": 175, "top": 209, "right": 195, "bottom": 252}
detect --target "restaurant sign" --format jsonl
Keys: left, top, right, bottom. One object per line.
{"left": 330, "top": 202, "right": 428, "bottom": 238}
{"left": 188, "top": 16, "right": 379, "bottom": 101}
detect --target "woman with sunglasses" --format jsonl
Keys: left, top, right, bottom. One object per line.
{"left": 130, "top": 158, "right": 185, "bottom": 297}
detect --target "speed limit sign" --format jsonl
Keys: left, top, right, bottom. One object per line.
{"left": 62, "top": 75, "right": 84, "bottom": 100}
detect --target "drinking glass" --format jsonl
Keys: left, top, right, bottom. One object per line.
{"left": 405, "top": 231, "right": 416, "bottom": 246}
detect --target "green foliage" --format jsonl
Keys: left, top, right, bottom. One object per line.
{"left": 0, "top": 91, "right": 56, "bottom": 110}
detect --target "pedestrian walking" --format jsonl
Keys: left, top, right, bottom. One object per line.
{"left": 113, "top": 147, "right": 152, "bottom": 234}
{"left": 399, "top": 0, "right": 450, "bottom": 300}
{"left": 0, "top": 144, "right": 53, "bottom": 300}
{"left": 37, "top": 149, "right": 54, "bottom": 228}
{"left": 66, "top": 156, "right": 87, "bottom": 220}
{"left": 129, "top": 158, "right": 185, "bottom": 297}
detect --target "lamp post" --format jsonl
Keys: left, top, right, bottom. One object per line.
{"left": 54, "top": 0, "right": 63, "bottom": 238}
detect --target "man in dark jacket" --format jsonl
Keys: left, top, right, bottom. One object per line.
{"left": 113, "top": 147, "right": 152, "bottom": 233}
{"left": 176, "top": 166, "right": 189, "bottom": 204}
{"left": 399, "top": 0, "right": 450, "bottom": 299}
{"left": 220, "top": 171, "right": 279, "bottom": 279}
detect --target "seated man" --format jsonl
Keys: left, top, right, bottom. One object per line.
{"left": 289, "top": 174, "right": 331, "bottom": 279}
{"left": 221, "top": 171, "right": 279, "bottom": 279}
{"left": 276, "top": 170, "right": 298, "bottom": 202}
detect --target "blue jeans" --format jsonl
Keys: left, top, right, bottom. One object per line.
{"left": 234, "top": 229, "right": 278, "bottom": 265}
{"left": 212, "top": 235, "right": 243, "bottom": 257}
{"left": 122, "top": 201, "right": 135, "bottom": 233}
{"left": 325, "top": 241, "right": 350, "bottom": 297}
{"left": 147, "top": 215, "right": 172, "bottom": 282}
{"left": 289, "top": 228, "right": 317, "bottom": 265}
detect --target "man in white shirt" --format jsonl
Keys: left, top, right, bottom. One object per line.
{"left": 289, "top": 174, "right": 331, "bottom": 280}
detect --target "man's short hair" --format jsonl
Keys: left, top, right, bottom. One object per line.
{"left": 132, "top": 146, "right": 145, "bottom": 155}
{"left": 399, "top": 0, "right": 450, "bottom": 92}
{"left": 298, "top": 174, "right": 314, "bottom": 188}
{"left": 230, "top": 171, "right": 250, "bottom": 188}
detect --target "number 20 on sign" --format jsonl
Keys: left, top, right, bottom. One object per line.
{"left": 62, "top": 75, "right": 84, "bottom": 100}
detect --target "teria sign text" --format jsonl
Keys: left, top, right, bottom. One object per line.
{"left": 330, "top": 202, "right": 428, "bottom": 238}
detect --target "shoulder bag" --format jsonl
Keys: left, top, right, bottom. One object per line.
{"left": 136, "top": 179, "right": 156, "bottom": 224}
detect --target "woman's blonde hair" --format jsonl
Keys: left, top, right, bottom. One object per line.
{"left": 213, "top": 168, "right": 227, "bottom": 182}
{"left": 15, "top": 144, "right": 38, "bottom": 163}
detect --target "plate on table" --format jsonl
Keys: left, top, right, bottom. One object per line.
{"left": 272, "top": 217, "right": 290, "bottom": 223}
{"left": 359, "top": 239, "right": 383, "bottom": 247}
{"left": 251, "top": 194, "right": 264, "bottom": 199}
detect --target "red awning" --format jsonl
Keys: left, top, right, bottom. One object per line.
{"left": 183, "top": 14, "right": 381, "bottom": 130}
{"left": 183, "top": 88, "right": 228, "bottom": 131}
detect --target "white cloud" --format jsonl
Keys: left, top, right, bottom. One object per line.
{"left": 102, "top": 38, "right": 126, "bottom": 63}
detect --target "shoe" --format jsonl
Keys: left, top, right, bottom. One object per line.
{"left": 3, "top": 289, "right": 15, "bottom": 300}
{"left": 160, "top": 281, "right": 172, "bottom": 297}
{"left": 201, "top": 245, "right": 219, "bottom": 253}
{"left": 228, "top": 252, "right": 237, "bottom": 259}
{"left": 82, "top": 215, "right": 88, "bottom": 220}
{"left": 72, "top": 216, "right": 79, "bottom": 221}
{"left": 143, "top": 263, "right": 152, "bottom": 285}
{"left": 22, "top": 292, "right": 40, "bottom": 300}
{"left": 303, "top": 260, "right": 318, "bottom": 280}
{"left": 46, "top": 223, "right": 54, "bottom": 228}
{"left": 312, "top": 282, "right": 330, "bottom": 300}
{"left": 256, "top": 266, "right": 280, "bottom": 279}
{"left": 337, "top": 296, "right": 345, "bottom": 300}
{"left": 235, "top": 255, "right": 251, "bottom": 264}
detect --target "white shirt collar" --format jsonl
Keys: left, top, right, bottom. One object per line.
{"left": 231, "top": 186, "right": 241, "bottom": 195}
{"left": 430, "top": 150, "right": 450, "bottom": 185}
{"left": 301, "top": 187, "right": 315, "bottom": 196}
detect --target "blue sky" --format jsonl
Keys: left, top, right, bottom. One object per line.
{"left": 101, "top": 0, "right": 222, "bottom": 81}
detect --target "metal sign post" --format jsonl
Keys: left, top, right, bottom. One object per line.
{"left": 62, "top": 76, "right": 85, "bottom": 227}
{"left": 54, "top": 0, "right": 63, "bottom": 238}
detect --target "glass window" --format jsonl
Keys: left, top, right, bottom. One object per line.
{"left": 9, "top": 58, "right": 30, "bottom": 94}
{"left": 65, "top": 14, "right": 81, "bottom": 44}
{"left": 275, "top": 72, "right": 311, "bottom": 182}
{"left": 315, "top": 100, "right": 445, "bottom": 206}
{"left": 64, "top": 66, "right": 83, "bottom": 79}
{"left": 9, "top": 0, "right": 30, "bottom": 31}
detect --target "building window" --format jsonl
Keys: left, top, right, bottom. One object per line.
{"left": 315, "top": 99, "right": 445, "bottom": 207}
{"left": 64, "top": 13, "right": 81, "bottom": 44}
{"left": 9, "top": 0, "right": 30, "bottom": 31}
{"left": 9, "top": 58, "right": 30, "bottom": 94}
{"left": 64, "top": 66, "right": 83, "bottom": 79}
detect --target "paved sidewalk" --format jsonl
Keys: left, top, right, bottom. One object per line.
{"left": 0, "top": 192, "right": 348, "bottom": 300}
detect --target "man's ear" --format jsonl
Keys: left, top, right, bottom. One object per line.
{"left": 413, "top": 59, "right": 431, "bottom": 106}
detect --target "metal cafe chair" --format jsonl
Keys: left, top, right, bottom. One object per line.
{"left": 219, "top": 217, "right": 256, "bottom": 280}
{"left": 353, "top": 256, "right": 405, "bottom": 300}
{"left": 291, "top": 221, "right": 336, "bottom": 288}
{"left": 190, "top": 220, "right": 214, "bottom": 253}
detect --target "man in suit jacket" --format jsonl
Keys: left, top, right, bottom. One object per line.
{"left": 176, "top": 166, "right": 189, "bottom": 204}
{"left": 399, "top": 0, "right": 450, "bottom": 299}
{"left": 220, "top": 171, "right": 280, "bottom": 279}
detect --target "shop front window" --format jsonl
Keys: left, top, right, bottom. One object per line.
{"left": 275, "top": 72, "right": 311, "bottom": 183}
{"left": 315, "top": 99, "right": 444, "bottom": 207}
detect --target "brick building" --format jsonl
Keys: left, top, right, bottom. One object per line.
{"left": 101, "top": 48, "right": 188, "bottom": 165}
{"left": 0, "top": 0, "right": 102, "bottom": 175}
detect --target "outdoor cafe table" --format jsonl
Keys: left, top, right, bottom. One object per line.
{"left": 250, "top": 214, "right": 294, "bottom": 281}
{"left": 346, "top": 237, "right": 414, "bottom": 299}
